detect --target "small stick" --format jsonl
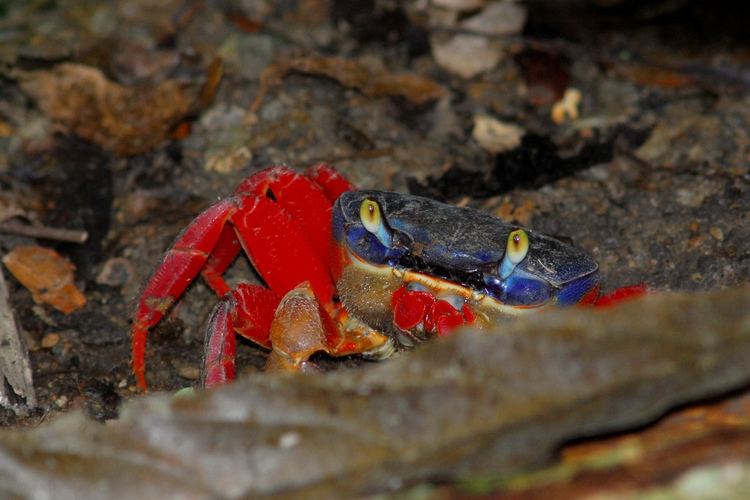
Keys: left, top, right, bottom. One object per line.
{"left": 0, "top": 266, "right": 37, "bottom": 411}
{"left": 0, "top": 221, "right": 88, "bottom": 244}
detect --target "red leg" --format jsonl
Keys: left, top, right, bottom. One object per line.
{"left": 594, "top": 284, "right": 648, "bottom": 308}
{"left": 235, "top": 166, "right": 336, "bottom": 264}
{"left": 231, "top": 194, "right": 335, "bottom": 306}
{"left": 132, "top": 198, "right": 237, "bottom": 391}
{"left": 201, "top": 165, "right": 351, "bottom": 298}
{"left": 305, "top": 163, "right": 355, "bottom": 202}
{"left": 201, "top": 283, "right": 280, "bottom": 388}
{"left": 200, "top": 225, "right": 241, "bottom": 297}
{"left": 201, "top": 298, "right": 236, "bottom": 388}
{"left": 134, "top": 165, "right": 355, "bottom": 390}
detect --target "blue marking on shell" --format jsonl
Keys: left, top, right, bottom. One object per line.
{"left": 483, "top": 270, "right": 552, "bottom": 306}
{"left": 345, "top": 226, "right": 406, "bottom": 266}
{"left": 555, "top": 271, "right": 600, "bottom": 306}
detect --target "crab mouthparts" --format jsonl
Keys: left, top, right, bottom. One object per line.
{"left": 393, "top": 252, "right": 487, "bottom": 292}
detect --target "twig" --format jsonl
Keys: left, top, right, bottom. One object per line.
{"left": 0, "top": 266, "right": 36, "bottom": 412}
{"left": 0, "top": 221, "right": 88, "bottom": 244}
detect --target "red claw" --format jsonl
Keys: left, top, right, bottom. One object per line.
{"left": 432, "top": 300, "right": 465, "bottom": 337}
{"left": 392, "top": 287, "right": 434, "bottom": 331}
{"left": 392, "top": 285, "right": 474, "bottom": 337}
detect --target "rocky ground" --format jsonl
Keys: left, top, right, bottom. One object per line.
{"left": 0, "top": 0, "right": 748, "bottom": 497}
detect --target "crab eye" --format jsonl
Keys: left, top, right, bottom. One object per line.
{"left": 499, "top": 229, "right": 529, "bottom": 278}
{"left": 359, "top": 198, "right": 392, "bottom": 247}
{"left": 507, "top": 229, "right": 529, "bottom": 264}
{"left": 360, "top": 199, "right": 381, "bottom": 233}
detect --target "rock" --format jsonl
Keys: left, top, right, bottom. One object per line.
{"left": 472, "top": 114, "right": 524, "bottom": 153}
{"left": 0, "top": 287, "right": 748, "bottom": 497}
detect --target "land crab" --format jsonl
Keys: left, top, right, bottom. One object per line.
{"left": 131, "top": 164, "right": 644, "bottom": 390}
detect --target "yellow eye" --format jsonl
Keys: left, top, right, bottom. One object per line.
{"left": 360, "top": 199, "right": 381, "bottom": 234}
{"left": 499, "top": 229, "right": 529, "bottom": 278}
{"left": 506, "top": 229, "right": 529, "bottom": 264}
{"left": 359, "top": 198, "right": 393, "bottom": 247}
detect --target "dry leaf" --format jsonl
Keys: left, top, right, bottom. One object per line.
{"left": 251, "top": 56, "right": 445, "bottom": 113}
{"left": 20, "top": 63, "right": 205, "bottom": 156}
{"left": 432, "top": 0, "right": 487, "bottom": 11}
{"left": 0, "top": 121, "right": 13, "bottom": 137}
{"left": 2, "top": 246, "right": 86, "bottom": 314}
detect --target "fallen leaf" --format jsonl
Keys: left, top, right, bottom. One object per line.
{"left": 197, "top": 57, "right": 224, "bottom": 109}
{"left": 516, "top": 48, "right": 571, "bottom": 107}
{"left": 616, "top": 63, "right": 695, "bottom": 89}
{"left": 40, "top": 333, "right": 60, "bottom": 349}
{"left": 0, "top": 121, "right": 12, "bottom": 137}
{"left": 251, "top": 56, "right": 445, "bottom": 113}
{"left": 20, "top": 63, "right": 213, "bottom": 156}
{"left": 2, "top": 246, "right": 86, "bottom": 314}
{"left": 432, "top": 0, "right": 486, "bottom": 11}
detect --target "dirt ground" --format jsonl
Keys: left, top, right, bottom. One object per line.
{"left": 0, "top": 0, "right": 749, "bottom": 496}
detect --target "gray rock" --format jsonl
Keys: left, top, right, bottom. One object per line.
{"left": 0, "top": 287, "right": 749, "bottom": 498}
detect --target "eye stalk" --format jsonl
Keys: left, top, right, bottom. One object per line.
{"left": 499, "top": 229, "right": 529, "bottom": 278}
{"left": 359, "top": 198, "right": 392, "bottom": 247}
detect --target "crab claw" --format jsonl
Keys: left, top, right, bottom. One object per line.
{"left": 392, "top": 286, "right": 433, "bottom": 331}
{"left": 265, "top": 282, "right": 329, "bottom": 373}
{"left": 431, "top": 300, "right": 469, "bottom": 337}
{"left": 391, "top": 285, "right": 474, "bottom": 339}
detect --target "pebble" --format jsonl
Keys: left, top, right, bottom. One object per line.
{"left": 41, "top": 333, "right": 60, "bottom": 349}
{"left": 552, "top": 88, "right": 582, "bottom": 124}
{"left": 95, "top": 257, "right": 134, "bottom": 287}
{"left": 709, "top": 227, "right": 724, "bottom": 241}
{"left": 278, "top": 432, "right": 301, "bottom": 449}
{"left": 176, "top": 364, "right": 200, "bottom": 381}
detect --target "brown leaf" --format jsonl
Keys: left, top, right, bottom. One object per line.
{"left": 20, "top": 63, "right": 205, "bottom": 156}
{"left": 2, "top": 246, "right": 86, "bottom": 314}
{"left": 251, "top": 56, "right": 445, "bottom": 113}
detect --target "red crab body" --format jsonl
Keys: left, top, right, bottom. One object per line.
{"left": 131, "top": 164, "right": 645, "bottom": 390}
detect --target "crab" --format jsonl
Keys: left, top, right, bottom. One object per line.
{"left": 131, "top": 164, "right": 645, "bottom": 390}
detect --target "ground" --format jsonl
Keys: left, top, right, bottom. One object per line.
{"left": 0, "top": 0, "right": 748, "bottom": 496}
